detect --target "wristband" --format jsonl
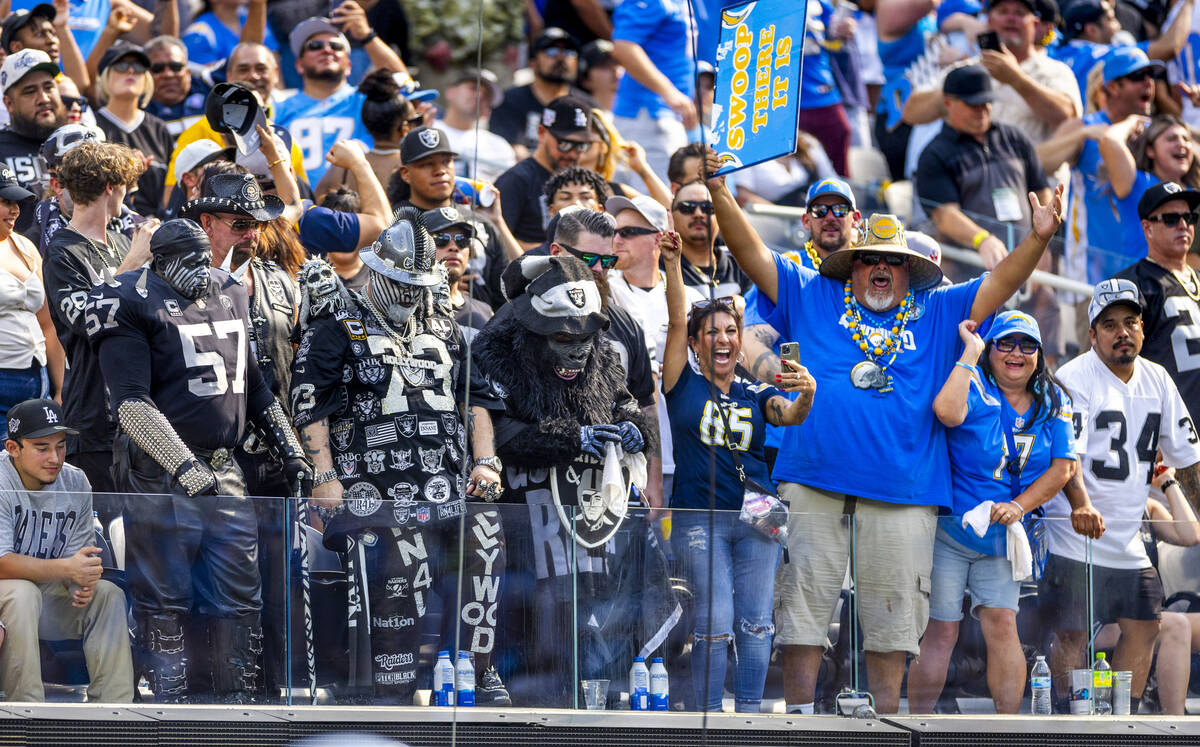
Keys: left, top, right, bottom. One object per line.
{"left": 355, "top": 30, "right": 378, "bottom": 44}
{"left": 971, "top": 230, "right": 991, "bottom": 250}
{"left": 313, "top": 468, "right": 338, "bottom": 487}
{"left": 1162, "top": 478, "right": 1180, "bottom": 492}
{"left": 954, "top": 361, "right": 975, "bottom": 373}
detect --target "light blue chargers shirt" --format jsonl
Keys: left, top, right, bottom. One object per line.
{"left": 941, "top": 365, "right": 1076, "bottom": 556}
{"left": 274, "top": 84, "right": 373, "bottom": 184}
{"left": 756, "top": 253, "right": 984, "bottom": 507}
{"left": 183, "top": 9, "right": 280, "bottom": 65}
{"left": 1049, "top": 40, "right": 1150, "bottom": 104}
{"left": 612, "top": 0, "right": 694, "bottom": 119}
{"left": 1067, "top": 110, "right": 1133, "bottom": 283}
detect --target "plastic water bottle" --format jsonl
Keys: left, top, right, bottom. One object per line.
{"left": 1031, "top": 655, "right": 1052, "bottom": 715}
{"left": 433, "top": 650, "right": 455, "bottom": 706}
{"left": 1093, "top": 652, "right": 1112, "bottom": 714}
{"left": 456, "top": 651, "right": 475, "bottom": 707}
{"left": 629, "top": 656, "right": 650, "bottom": 711}
{"left": 649, "top": 657, "right": 669, "bottom": 710}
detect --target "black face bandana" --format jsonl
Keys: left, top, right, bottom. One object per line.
{"left": 368, "top": 271, "right": 426, "bottom": 327}
{"left": 545, "top": 336, "right": 594, "bottom": 381}
{"left": 156, "top": 249, "right": 212, "bottom": 300}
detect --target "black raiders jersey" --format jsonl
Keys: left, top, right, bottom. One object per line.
{"left": 290, "top": 300, "right": 499, "bottom": 537}
{"left": 86, "top": 268, "right": 273, "bottom": 450}
{"left": 1115, "top": 259, "right": 1200, "bottom": 421}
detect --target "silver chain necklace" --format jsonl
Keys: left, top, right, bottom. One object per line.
{"left": 361, "top": 294, "right": 417, "bottom": 347}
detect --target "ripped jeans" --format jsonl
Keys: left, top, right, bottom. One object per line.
{"left": 671, "top": 509, "right": 781, "bottom": 712}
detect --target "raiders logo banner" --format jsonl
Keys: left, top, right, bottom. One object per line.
{"left": 550, "top": 454, "right": 631, "bottom": 549}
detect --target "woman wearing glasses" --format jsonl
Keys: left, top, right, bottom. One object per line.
{"left": 907, "top": 310, "right": 1075, "bottom": 714}
{"left": 660, "top": 230, "right": 815, "bottom": 713}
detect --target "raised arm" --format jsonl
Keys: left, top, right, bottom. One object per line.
{"left": 660, "top": 231, "right": 690, "bottom": 393}
{"left": 969, "top": 184, "right": 1063, "bottom": 321}
{"left": 1149, "top": 466, "right": 1200, "bottom": 546}
{"left": 875, "top": 0, "right": 937, "bottom": 40}
{"left": 611, "top": 41, "right": 697, "bottom": 129}
{"left": 933, "top": 320, "right": 984, "bottom": 427}
{"left": 1097, "top": 115, "right": 1147, "bottom": 199}
{"left": 1148, "top": 0, "right": 1195, "bottom": 61}
{"left": 765, "top": 359, "right": 816, "bottom": 426}
{"left": 334, "top": 0, "right": 407, "bottom": 74}
{"left": 704, "top": 147, "right": 778, "bottom": 301}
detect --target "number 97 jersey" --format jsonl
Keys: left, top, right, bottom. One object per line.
{"left": 1044, "top": 349, "right": 1200, "bottom": 569}
{"left": 85, "top": 268, "right": 268, "bottom": 451}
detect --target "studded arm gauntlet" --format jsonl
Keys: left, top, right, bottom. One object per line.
{"left": 117, "top": 399, "right": 216, "bottom": 497}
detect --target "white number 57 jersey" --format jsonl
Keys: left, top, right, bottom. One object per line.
{"left": 1044, "top": 349, "right": 1200, "bottom": 569}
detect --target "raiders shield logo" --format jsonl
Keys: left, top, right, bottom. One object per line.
{"left": 266, "top": 276, "right": 286, "bottom": 305}
{"left": 550, "top": 454, "right": 632, "bottom": 549}
{"left": 356, "top": 358, "right": 387, "bottom": 385}
{"left": 419, "top": 129, "right": 440, "bottom": 149}
{"left": 330, "top": 419, "right": 354, "bottom": 451}
{"left": 397, "top": 414, "right": 417, "bottom": 438}
{"left": 427, "top": 317, "right": 454, "bottom": 340}
{"left": 567, "top": 288, "right": 586, "bottom": 308}
{"left": 399, "top": 360, "right": 430, "bottom": 387}
{"left": 353, "top": 393, "right": 379, "bottom": 421}
{"left": 440, "top": 413, "right": 459, "bottom": 436}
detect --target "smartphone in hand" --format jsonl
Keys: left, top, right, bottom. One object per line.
{"left": 978, "top": 30, "right": 1002, "bottom": 52}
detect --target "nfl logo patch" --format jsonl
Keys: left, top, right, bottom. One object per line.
{"left": 416, "top": 506, "right": 431, "bottom": 523}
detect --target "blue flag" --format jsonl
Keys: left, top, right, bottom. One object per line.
{"left": 710, "top": 0, "right": 807, "bottom": 175}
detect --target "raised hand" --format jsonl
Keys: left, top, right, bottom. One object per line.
{"left": 658, "top": 230, "right": 682, "bottom": 263}
{"left": 1029, "top": 183, "right": 1065, "bottom": 242}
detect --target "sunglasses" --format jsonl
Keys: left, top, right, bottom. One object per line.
{"left": 541, "top": 46, "right": 578, "bottom": 58}
{"left": 214, "top": 215, "right": 265, "bottom": 233}
{"left": 616, "top": 226, "right": 659, "bottom": 239}
{"left": 305, "top": 39, "right": 347, "bottom": 53}
{"left": 691, "top": 295, "right": 736, "bottom": 311}
{"left": 674, "top": 200, "right": 714, "bottom": 215}
{"left": 61, "top": 95, "right": 87, "bottom": 111}
{"left": 1120, "top": 69, "right": 1154, "bottom": 84}
{"left": 558, "top": 241, "right": 618, "bottom": 269}
{"left": 1147, "top": 211, "right": 1198, "bottom": 226}
{"left": 808, "top": 202, "right": 851, "bottom": 219}
{"left": 855, "top": 252, "right": 907, "bottom": 266}
{"left": 406, "top": 115, "right": 425, "bottom": 128}
{"left": 150, "top": 60, "right": 186, "bottom": 74}
{"left": 553, "top": 138, "right": 592, "bottom": 154}
{"left": 111, "top": 59, "right": 147, "bottom": 74}
{"left": 433, "top": 231, "right": 472, "bottom": 249}
{"left": 993, "top": 336, "right": 1040, "bottom": 354}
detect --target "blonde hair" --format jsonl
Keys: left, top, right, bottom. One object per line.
{"left": 97, "top": 64, "right": 155, "bottom": 109}
{"left": 590, "top": 108, "right": 621, "bottom": 180}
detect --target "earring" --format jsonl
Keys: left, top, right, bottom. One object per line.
{"left": 737, "top": 351, "right": 746, "bottom": 364}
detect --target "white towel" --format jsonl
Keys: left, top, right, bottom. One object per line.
{"left": 961, "top": 501, "right": 1034, "bottom": 581}
{"left": 600, "top": 441, "right": 649, "bottom": 515}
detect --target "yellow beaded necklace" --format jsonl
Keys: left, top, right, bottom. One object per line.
{"left": 804, "top": 241, "right": 821, "bottom": 269}
{"left": 843, "top": 281, "right": 915, "bottom": 360}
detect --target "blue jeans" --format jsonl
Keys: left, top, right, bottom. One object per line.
{"left": 0, "top": 363, "right": 47, "bottom": 439}
{"left": 671, "top": 509, "right": 781, "bottom": 712}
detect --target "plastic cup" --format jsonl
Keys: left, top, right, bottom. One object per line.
{"left": 582, "top": 679, "right": 609, "bottom": 710}
{"left": 1069, "top": 668, "right": 1092, "bottom": 714}
{"left": 1114, "top": 671, "right": 1132, "bottom": 715}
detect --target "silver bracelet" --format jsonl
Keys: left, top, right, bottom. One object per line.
{"left": 313, "top": 468, "right": 338, "bottom": 487}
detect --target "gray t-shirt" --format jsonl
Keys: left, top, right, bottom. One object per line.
{"left": 0, "top": 452, "right": 92, "bottom": 560}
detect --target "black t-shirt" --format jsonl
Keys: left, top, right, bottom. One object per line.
{"left": 1115, "top": 259, "right": 1200, "bottom": 420}
{"left": 42, "top": 228, "right": 131, "bottom": 454}
{"left": 87, "top": 268, "right": 272, "bottom": 449}
{"left": 96, "top": 110, "right": 176, "bottom": 220}
{"left": 495, "top": 157, "right": 552, "bottom": 244}
{"left": 677, "top": 246, "right": 753, "bottom": 299}
{"left": 0, "top": 127, "right": 50, "bottom": 237}
{"left": 454, "top": 296, "right": 493, "bottom": 343}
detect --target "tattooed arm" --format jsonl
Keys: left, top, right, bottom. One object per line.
{"left": 1175, "top": 461, "right": 1200, "bottom": 513}
{"left": 300, "top": 418, "right": 342, "bottom": 508}
{"left": 742, "top": 323, "right": 782, "bottom": 384}
{"left": 464, "top": 405, "right": 501, "bottom": 498}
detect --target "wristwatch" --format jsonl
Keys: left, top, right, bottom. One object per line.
{"left": 313, "top": 468, "right": 339, "bottom": 487}
{"left": 472, "top": 456, "right": 503, "bottom": 473}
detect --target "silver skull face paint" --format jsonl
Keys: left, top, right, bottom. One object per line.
{"left": 156, "top": 249, "right": 213, "bottom": 300}
{"left": 368, "top": 272, "right": 426, "bottom": 327}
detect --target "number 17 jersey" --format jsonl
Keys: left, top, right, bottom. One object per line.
{"left": 1044, "top": 349, "right": 1200, "bottom": 568}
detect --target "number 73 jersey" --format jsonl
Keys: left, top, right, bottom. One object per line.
{"left": 1044, "top": 348, "right": 1200, "bottom": 569}
{"left": 85, "top": 268, "right": 270, "bottom": 451}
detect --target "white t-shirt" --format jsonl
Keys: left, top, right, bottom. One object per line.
{"left": 437, "top": 120, "right": 517, "bottom": 184}
{"left": 1044, "top": 349, "right": 1200, "bottom": 568}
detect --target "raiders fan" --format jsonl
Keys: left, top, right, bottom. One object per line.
{"left": 85, "top": 219, "right": 312, "bottom": 703}
{"left": 290, "top": 210, "right": 510, "bottom": 704}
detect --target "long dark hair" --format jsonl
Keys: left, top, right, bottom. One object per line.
{"left": 686, "top": 299, "right": 742, "bottom": 342}
{"left": 978, "top": 340, "right": 1068, "bottom": 428}
{"left": 1131, "top": 115, "right": 1200, "bottom": 188}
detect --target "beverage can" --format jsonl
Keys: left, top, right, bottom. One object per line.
{"left": 454, "top": 177, "right": 497, "bottom": 208}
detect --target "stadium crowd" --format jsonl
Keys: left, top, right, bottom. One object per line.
{"left": 0, "top": 0, "right": 1197, "bottom": 719}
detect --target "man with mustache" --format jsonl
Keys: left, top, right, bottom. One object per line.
{"left": 490, "top": 28, "right": 590, "bottom": 158}
{"left": 671, "top": 181, "right": 751, "bottom": 299}
{"left": 706, "top": 146, "right": 1064, "bottom": 714}
{"left": 0, "top": 49, "right": 66, "bottom": 237}
{"left": 1042, "top": 276, "right": 1200, "bottom": 711}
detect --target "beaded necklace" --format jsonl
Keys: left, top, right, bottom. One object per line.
{"left": 803, "top": 240, "right": 821, "bottom": 269}
{"left": 842, "top": 281, "right": 915, "bottom": 390}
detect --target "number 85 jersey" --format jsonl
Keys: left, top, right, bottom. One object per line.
{"left": 85, "top": 268, "right": 273, "bottom": 451}
{"left": 1044, "top": 349, "right": 1200, "bottom": 569}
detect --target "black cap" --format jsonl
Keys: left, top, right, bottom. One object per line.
{"left": 532, "top": 27, "right": 578, "bottom": 53}
{"left": 97, "top": 41, "right": 150, "bottom": 77}
{"left": 1064, "top": 0, "right": 1105, "bottom": 36}
{"left": 0, "top": 4, "right": 55, "bottom": 54}
{"left": 150, "top": 218, "right": 211, "bottom": 259}
{"left": 579, "top": 39, "right": 615, "bottom": 78}
{"left": 1033, "top": 0, "right": 1060, "bottom": 23}
{"left": 0, "top": 165, "right": 35, "bottom": 202}
{"left": 1137, "top": 180, "right": 1200, "bottom": 219}
{"left": 400, "top": 126, "right": 457, "bottom": 165}
{"left": 541, "top": 95, "right": 593, "bottom": 137}
{"left": 943, "top": 64, "right": 995, "bottom": 105}
{"left": 7, "top": 398, "right": 76, "bottom": 441}
{"left": 422, "top": 205, "right": 472, "bottom": 234}
{"left": 987, "top": 0, "right": 1037, "bottom": 13}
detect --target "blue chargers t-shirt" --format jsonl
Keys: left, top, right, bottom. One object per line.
{"left": 666, "top": 363, "right": 780, "bottom": 511}
{"left": 941, "top": 365, "right": 1076, "bottom": 555}
{"left": 183, "top": 10, "right": 280, "bottom": 65}
{"left": 1049, "top": 40, "right": 1149, "bottom": 105}
{"left": 274, "top": 84, "right": 373, "bottom": 183}
{"left": 612, "top": 0, "right": 694, "bottom": 119}
{"left": 800, "top": 0, "right": 842, "bottom": 110}
{"left": 756, "top": 252, "right": 984, "bottom": 507}
{"left": 876, "top": 15, "right": 934, "bottom": 128}
{"left": 12, "top": 0, "right": 107, "bottom": 55}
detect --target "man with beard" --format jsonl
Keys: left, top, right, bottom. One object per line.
{"left": 290, "top": 209, "right": 511, "bottom": 705}
{"left": 472, "top": 253, "right": 660, "bottom": 706}
{"left": 423, "top": 205, "right": 493, "bottom": 341}
{"left": 706, "top": 146, "right": 1065, "bottom": 714}
{"left": 86, "top": 219, "right": 310, "bottom": 703}
{"left": 144, "top": 36, "right": 210, "bottom": 137}
{"left": 671, "top": 181, "right": 751, "bottom": 299}
{"left": 1, "top": 3, "right": 90, "bottom": 95}
{"left": 496, "top": 96, "right": 599, "bottom": 249}
{"left": 0, "top": 49, "right": 66, "bottom": 237}
{"left": 43, "top": 142, "right": 150, "bottom": 505}
{"left": 275, "top": 14, "right": 406, "bottom": 183}
{"left": 490, "top": 28, "right": 590, "bottom": 158}
{"left": 1043, "top": 277, "right": 1200, "bottom": 711}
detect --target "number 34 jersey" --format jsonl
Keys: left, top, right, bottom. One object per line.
{"left": 85, "top": 268, "right": 272, "bottom": 451}
{"left": 1044, "top": 349, "right": 1200, "bottom": 569}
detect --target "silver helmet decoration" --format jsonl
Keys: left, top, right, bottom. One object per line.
{"left": 360, "top": 206, "right": 441, "bottom": 288}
